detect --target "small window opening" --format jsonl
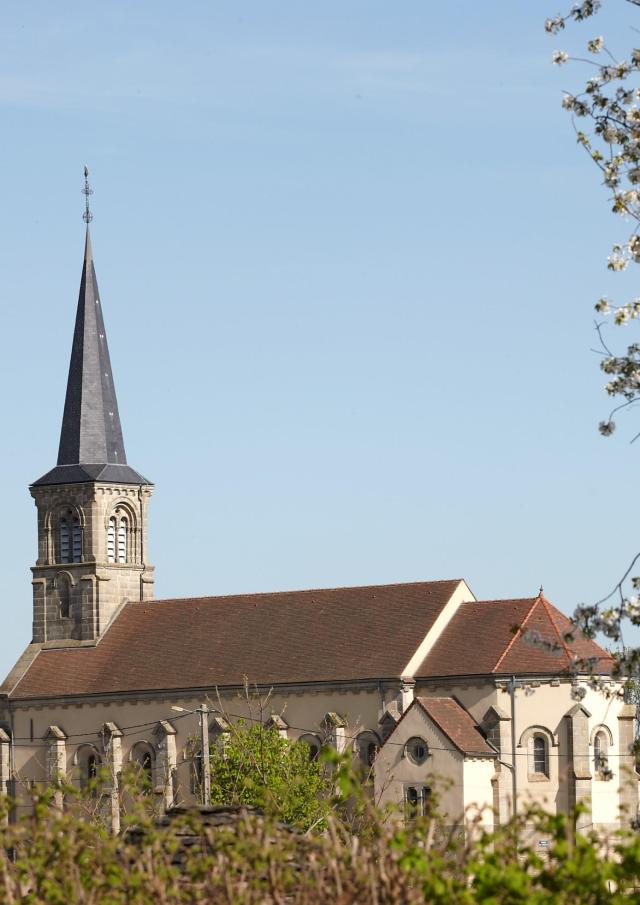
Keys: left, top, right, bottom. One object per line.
{"left": 533, "top": 736, "right": 548, "bottom": 776}
{"left": 141, "top": 751, "right": 153, "bottom": 779}
{"left": 405, "top": 785, "right": 431, "bottom": 821}
{"left": 58, "top": 576, "right": 70, "bottom": 619}
{"left": 299, "top": 734, "right": 321, "bottom": 762}
{"left": 85, "top": 753, "right": 100, "bottom": 796}
{"left": 71, "top": 517, "right": 82, "bottom": 563}
{"left": 107, "top": 517, "right": 116, "bottom": 563}
{"left": 117, "top": 517, "right": 127, "bottom": 563}
{"left": 594, "top": 731, "right": 610, "bottom": 778}
{"left": 59, "top": 518, "right": 70, "bottom": 564}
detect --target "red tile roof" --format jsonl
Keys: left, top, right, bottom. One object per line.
{"left": 9, "top": 580, "right": 462, "bottom": 700}
{"left": 415, "top": 697, "right": 494, "bottom": 755}
{"left": 418, "top": 596, "right": 613, "bottom": 678}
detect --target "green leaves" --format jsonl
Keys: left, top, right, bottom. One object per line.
{"left": 208, "top": 721, "right": 332, "bottom": 831}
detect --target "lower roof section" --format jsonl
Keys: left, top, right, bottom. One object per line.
{"left": 416, "top": 595, "right": 613, "bottom": 678}
{"left": 31, "top": 463, "right": 152, "bottom": 487}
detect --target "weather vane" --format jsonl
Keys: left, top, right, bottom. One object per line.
{"left": 82, "top": 165, "right": 93, "bottom": 224}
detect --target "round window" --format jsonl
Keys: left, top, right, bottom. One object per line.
{"left": 405, "top": 736, "right": 429, "bottom": 765}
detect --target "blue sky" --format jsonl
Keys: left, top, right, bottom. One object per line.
{"left": 0, "top": 2, "right": 638, "bottom": 674}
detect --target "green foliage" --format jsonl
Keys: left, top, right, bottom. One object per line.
{"left": 208, "top": 720, "right": 332, "bottom": 830}
{"left": 7, "top": 778, "right": 640, "bottom": 904}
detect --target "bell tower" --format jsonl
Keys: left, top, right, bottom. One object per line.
{"left": 30, "top": 171, "right": 153, "bottom": 645}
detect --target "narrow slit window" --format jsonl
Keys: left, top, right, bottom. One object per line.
{"left": 72, "top": 517, "right": 82, "bottom": 563}
{"left": 533, "top": 736, "right": 548, "bottom": 776}
{"left": 59, "top": 518, "right": 70, "bottom": 564}
{"left": 107, "top": 517, "right": 116, "bottom": 563}
{"left": 118, "top": 517, "right": 127, "bottom": 563}
{"left": 594, "top": 731, "right": 609, "bottom": 776}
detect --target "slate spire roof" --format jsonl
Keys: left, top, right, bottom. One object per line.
{"left": 33, "top": 227, "right": 150, "bottom": 487}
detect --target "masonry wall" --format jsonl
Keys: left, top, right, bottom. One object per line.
{"left": 373, "top": 703, "right": 469, "bottom": 828}
{"left": 30, "top": 481, "right": 153, "bottom": 642}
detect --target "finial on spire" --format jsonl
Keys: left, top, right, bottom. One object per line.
{"left": 538, "top": 585, "right": 544, "bottom": 598}
{"left": 82, "top": 165, "right": 93, "bottom": 224}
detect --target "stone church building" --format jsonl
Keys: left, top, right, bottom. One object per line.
{"left": 0, "top": 225, "right": 635, "bottom": 833}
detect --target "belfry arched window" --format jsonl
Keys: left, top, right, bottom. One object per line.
{"left": 72, "top": 516, "right": 82, "bottom": 562}
{"left": 60, "top": 513, "right": 82, "bottom": 564}
{"left": 107, "top": 517, "right": 116, "bottom": 562}
{"left": 117, "top": 516, "right": 128, "bottom": 563}
{"left": 59, "top": 518, "right": 70, "bottom": 564}
{"left": 108, "top": 513, "right": 129, "bottom": 563}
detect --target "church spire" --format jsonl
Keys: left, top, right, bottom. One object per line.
{"left": 56, "top": 221, "right": 127, "bottom": 467}
{"left": 32, "top": 170, "right": 149, "bottom": 486}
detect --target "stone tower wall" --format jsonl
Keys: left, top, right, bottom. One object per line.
{"left": 30, "top": 481, "right": 153, "bottom": 644}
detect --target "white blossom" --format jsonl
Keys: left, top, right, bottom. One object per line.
{"left": 608, "top": 252, "right": 627, "bottom": 271}
{"left": 588, "top": 36, "right": 604, "bottom": 53}
{"left": 545, "top": 16, "right": 565, "bottom": 34}
{"left": 553, "top": 50, "right": 570, "bottom": 65}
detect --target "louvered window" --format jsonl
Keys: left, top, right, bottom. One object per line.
{"left": 59, "top": 518, "right": 70, "bottom": 564}
{"left": 72, "top": 517, "right": 82, "bottom": 563}
{"left": 117, "top": 517, "right": 127, "bottom": 563}
{"left": 107, "top": 517, "right": 116, "bottom": 563}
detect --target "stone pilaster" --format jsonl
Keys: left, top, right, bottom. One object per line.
{"left": 44, "top": 726, "right": 67, "bottom": 812}
{"left": 0, "top": 728, "right": 11, "bottom": 820}
{"left": 617, "top": 704, "right": 638, "bottom": 826}
{"left": 481, "top": 705, "right": 512, "bottom": 825}
{"left": 564, "top": 704, "right": 592, "bottom": 832}
{"left": 101, "top": 722, "right": 123, "bottom": 834}
{"left": 265, "top": 714, "right": 289, "bottom": 740}
{"left": 154, "top": 720, "right": 177, "bottom": 810}
{"left": 322, "top": 712, "right": 347, "bottom": 754}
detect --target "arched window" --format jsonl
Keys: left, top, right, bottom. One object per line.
{"left": 594, "top": 730, "right": 610, "bottom": 778}
{"left": 71, "top": 517, "right": 82, "bottom": 563}
{"left": 130, "top": 742, "right": 155, "bottom": 792}
{"left": 107, "top": 517, "right": 116, "bottom": 563}
{"left": 75, "top": 745, "right": 102, "bottom": 794}
{"left": 108, "top": 513, "right": 129, "bottom": 563}
{"left": 117, "top": 516, "right": 128, "bottom": 563}
{"left": 87, "top": 754, "right": 98, "bottom": 781}
{"left": 299, "top": 734, "right": 322, "bottom": 762}
{"left": 59, "top": 518, "right": 70, "bottom": 564}
{"left": 57, "top": 574, "right": 71, "bottom": 619}
{"left": 355, "top": 731, "right": 380, "bottom": 769}
{"left": 533, "top": 735, "right": 549, "bottom": 777}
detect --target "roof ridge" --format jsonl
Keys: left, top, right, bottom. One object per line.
{"left": 492, "top": 596, "right": 540, "bottom": 673}
{"left": 465, "top": 597, "right": 537, "bottom": 606}
{"left": 539, "top": 595, "right": 573, "bottom": 663}
{"left": 145, "top": 578, "right": 464, "bottom": 606}
{"left": 415, "top": 696, "right": 493, "bottom": 756}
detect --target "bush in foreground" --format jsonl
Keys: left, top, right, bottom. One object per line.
{"left": 2, "top": 778, "right": 640, "bottom": 904}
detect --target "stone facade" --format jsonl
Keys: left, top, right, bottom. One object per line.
{"left": 30, "top": 480, "right": 153, "bottom": 643}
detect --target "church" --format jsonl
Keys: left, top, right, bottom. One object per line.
{"left": 0, "top": 210, "right": 635, "bottom": 835}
